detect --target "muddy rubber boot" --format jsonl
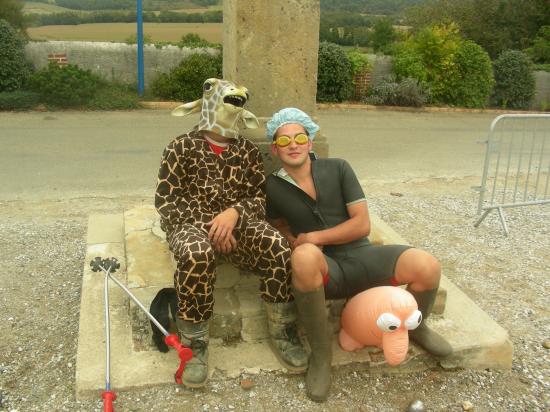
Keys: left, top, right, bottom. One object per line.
{"left": 176, "top": 318, "right": 209, "bottom": 388}
{"left": 408, "top": 288, "right": 453, "bottom": 357}
{"left": 264, "top": 301, "right": 308, "bottom": 372}
{"left": 293, "top": 287, "right": 332, "bottom": 402}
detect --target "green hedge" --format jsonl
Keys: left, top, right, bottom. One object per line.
{"left": 27, "top": 63, "right": 101, "bottom": 108}
{"left": 87, "top": 83, "right": 141, "bottom": 110}
{"left": 0, "top": 90, "right": 40, "bottom": 110}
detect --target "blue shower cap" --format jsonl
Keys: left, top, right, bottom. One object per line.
{"left": 266, "top": 108, "right": 320, "bottom": 140}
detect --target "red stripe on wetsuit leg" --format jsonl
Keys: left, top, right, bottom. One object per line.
{"left": 390, "top": 276, "right": 400, "bottom": 286}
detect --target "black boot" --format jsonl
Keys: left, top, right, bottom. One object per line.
{"left": 408, "top": 288, "right": 453, "bottom": 357}
{"left": 264, "top": 301, "right": 308, "bottom": 372}
{"left": 176, "top": 318, "right": 209, "bottom": 388}
{"left": 293, "top": 287, "right": 332, "bottom": 402}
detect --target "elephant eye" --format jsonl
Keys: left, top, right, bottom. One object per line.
{"left": 404, "top": 310, "right": 423, "bottom": 330}
{"left": 376, "top": 312, "right": 401, "bottom": 332}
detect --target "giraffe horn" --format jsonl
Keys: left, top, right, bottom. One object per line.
{"left": 171, "top": 99, "right": 202, "bottom": 117}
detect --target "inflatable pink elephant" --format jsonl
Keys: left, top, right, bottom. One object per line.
{"left": 339, "top": 286, "right": 422, "bottom": 366}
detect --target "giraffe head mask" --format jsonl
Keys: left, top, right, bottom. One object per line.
{"left": 171, "top": 78, "right": 259, "bottom": 139}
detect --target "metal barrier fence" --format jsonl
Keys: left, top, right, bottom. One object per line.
{"left": 474, "top": 114, "right": 550, "bottom": 236}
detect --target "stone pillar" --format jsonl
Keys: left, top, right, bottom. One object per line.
{"left": 223, "top": 0, "right": 328, "bottom": 173}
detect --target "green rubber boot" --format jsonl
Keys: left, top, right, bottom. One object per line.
{"left": 293, "top": 287, "right": 332, "bottom": 402}
{"left": 408, "top": 288, "right": 453, "bottom": 357}
{"left": 176, "top": 318, "right": 209, "bottom": 388}
{"left": 264, "top": 301, "right": 308, "bottom": 373}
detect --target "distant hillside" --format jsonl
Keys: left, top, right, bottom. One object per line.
{"left": 321, "top": 0, "right": 426, "bottom": 15}
{"left": 22, "top": 0, "right": 220, "bottom": 12}
{"left": 24, "top": 0, "right": 423, "bottom": 14}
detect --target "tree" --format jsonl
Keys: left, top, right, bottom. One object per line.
{"left": 404, "top": 0, "right": 550, "bottom": 59}
{"left": 0, "top": 0, "right": 27, "bottom": 33}
{"left": 0, "top": 18, "right": 30, "bottom": 92}
{"left": 525, "top": 25, "right": 550, "bottom": 64}
{"left": 370, "top": 18, "right": 396, "bottom": 54}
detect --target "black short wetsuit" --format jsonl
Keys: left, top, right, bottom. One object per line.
{"left": 266, "top": 158, "right": 411, "bottom": 300}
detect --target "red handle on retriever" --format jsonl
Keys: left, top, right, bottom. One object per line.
{"left": 102, "top": 390, "right": 116, "bottom": 412}
{"left": 165, "top": 334, "right": 193, "bottom": 384}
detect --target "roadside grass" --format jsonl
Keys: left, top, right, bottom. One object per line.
{"left": 27, "top": 22, "right": 223, "bottom": 43}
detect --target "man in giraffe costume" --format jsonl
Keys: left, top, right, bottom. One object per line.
{"left": 155, "top": 78, "right": 307, "bottom": 387}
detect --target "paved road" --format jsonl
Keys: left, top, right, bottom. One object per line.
{"left": 0, "top": 108, "right": 497, "bottom": 200}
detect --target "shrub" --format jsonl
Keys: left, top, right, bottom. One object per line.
{"left": 533, "top": 63, "right": 550, "bottom": 73}
{"left": 391, "top": 43, "right": 429, "bottom": 85}
{"left": 364, "top": 76, "right": 431, "bottom": 107}
{"left": 27, "top": 63, "right": 101, "bottom": 108}
{"left": 151, "top": 52, "right": 222, "bottom": 102}
{"left": 0, "top": 19, "right": 31, "bottom": 92}
{"left": 0, "top": 90, "right": 40, "bottom": 110}
{"left": 448, "top": 41, "right": 494, "bottom": 108}
{"left": 492, "top": 50, "right": 535, "bottom": 109}
{"left": 392, "top": 24, "right": 494, "bottom": 108}
{"left": 317, "top": 41, "right": 353, "bottom": 103}
{"left": 347, "top": 48, "right": 371, "bottom": 75}
{"left": 125, "top": 33, "right": 153, "bottom": 45}
{"left": 178, "top": 33, "right": 219, "bottom": 49}
{"left": 87, "top": 83, "right": 141, "bottom": 110}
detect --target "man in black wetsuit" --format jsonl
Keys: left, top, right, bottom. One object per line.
{"left": 265, "top": 108, "right": 452, "bottom": 402}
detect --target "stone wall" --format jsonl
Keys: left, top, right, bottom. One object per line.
{"left": 23, "top": 41, "right": 549, "bottom": 111}
{"left": 24, "top": 41, "right": 219, "bottom": 90}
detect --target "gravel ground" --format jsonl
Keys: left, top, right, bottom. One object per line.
{"left": 0, "top": 178, "right": 549, "bottom": 412}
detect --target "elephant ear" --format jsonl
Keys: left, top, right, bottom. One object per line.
{"left": 171, "top": 99, "right": 202, "bottom": 117}
{"left": 239, "top": 109, "right": 259, "bottom": 129}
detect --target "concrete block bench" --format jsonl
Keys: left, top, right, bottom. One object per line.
{"left": 75, "top": 206, "right": 512, "bottom": 399}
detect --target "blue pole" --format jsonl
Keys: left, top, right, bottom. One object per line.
{"left": 137, "top": 0, "right": 144, "bottom": 96}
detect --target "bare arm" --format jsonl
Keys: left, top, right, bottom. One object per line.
{"left": 294, "top": 201, "right": 370, "bottom": 247}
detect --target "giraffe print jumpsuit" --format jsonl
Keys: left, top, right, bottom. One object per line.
{"left": 155, "top": 130, "right": 293, "bottom": 323}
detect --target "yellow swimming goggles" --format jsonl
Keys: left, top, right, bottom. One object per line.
{"left": 273, "top": 133, "right": 309, "bottom": 148}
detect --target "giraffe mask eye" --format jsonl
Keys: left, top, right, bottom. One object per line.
{"left": 203, "top": 81, "right": 213, "bottom": 92}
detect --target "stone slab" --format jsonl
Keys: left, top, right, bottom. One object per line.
{"left": 126, "top": 229, "right": 173, "bottom": 288}
{"left": 76, "top": 208, "right": 513, "bottom": 400}
{"left": 86, "top": 213, "right": 124, "bottom": 245}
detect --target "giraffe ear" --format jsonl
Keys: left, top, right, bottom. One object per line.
{"left": 171, "top": 99, "right": 202, "bottom": 117}
{"left": 239, "top": 109, "right": 259, "bottom": 129}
